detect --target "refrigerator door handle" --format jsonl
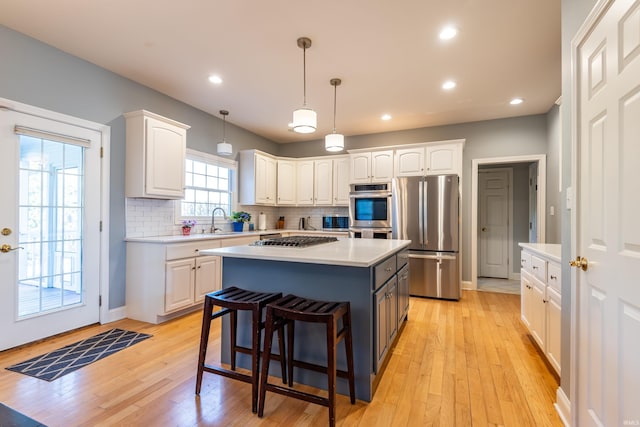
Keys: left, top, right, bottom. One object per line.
{"left": 408, "top": 253, "right": 457, "bottom": 260}
{"left": 423, "top": 177, "right": 428, "bottom": 246}
{"left": 418, "top": 180, "right": 424, "bottom": 245}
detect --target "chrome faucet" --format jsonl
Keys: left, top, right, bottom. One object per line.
{"left": 210, "top": 207, "right": 227, "bottom": 233}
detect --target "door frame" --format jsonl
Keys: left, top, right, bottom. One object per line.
{"left": 0, "top": 97, "right": 112, "bottom": 324}
{"left": 478, "top": 167, "right": 513, "bottom": 280}
{"left": 470, "top": 154, "right": 546, "bottom": 291}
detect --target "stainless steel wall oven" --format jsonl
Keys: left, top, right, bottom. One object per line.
{"left": 349, "top": 182, "right": 392, "bottom": 237}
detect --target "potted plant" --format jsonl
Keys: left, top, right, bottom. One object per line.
{"left": 230, "top": 211, "right": 251, "bottom": 232}
{"left": 181, "top": 219, "right": 196, "bottom": 236}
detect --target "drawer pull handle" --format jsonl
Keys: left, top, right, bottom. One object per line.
{"left": 385, "top": 267, "right": 392, "bottom": 272}
{"left": 533, "top": 266, "right": 538, "bottom": 269}
{"left": 550, "top": 275, "right": 557, "bottom": 279}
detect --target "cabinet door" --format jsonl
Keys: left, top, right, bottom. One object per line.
{"left": 521, "top": 270, "right": 534, "bottom": 329}
{"left": 333, "top": 157, "right": 350, "bottom": 206}
{"left": 425, "top": 145, "right": 459, "bottom": 175}
{"left": 165, "top": 258, "right": 195, "bottom": 313}
{"left": 194, "top": 256, "right": 221, "bottom": 302}
{"left": 395, "top": 147, "right": 425, "bottom": 177}
{"left": 296, "top": 160, "right": 315, "bottom": 205}
{"left": 397, "top": 264, "right": 410, "bottom": 322}
{"left": 144, "top": 116, "right": 186, "bottom": 198}
{"left": 314, "top": 159, "right": 333, "bottom": 205}
{"left": 387, "top": 277, "right": 398, "bottom": 343}
{"left": 277, "top": 160, "right": 297, "bottom": 205}
{"left": 530, "top": 276, "right": 546, "bottom": 350}
{"left": 371, "top": 150, "right": 394, "bottom": 182}
{"left": 374, "top": 283, "right": 389, "bottom": 372}
{"left": 255, "top": 154, "right": 276, "bottom": 204}
{"left": 350, "top": 153, "right": 371, "bottom": 183}
{"left": 546, "top": 286, "right": 562, "bottom": 375}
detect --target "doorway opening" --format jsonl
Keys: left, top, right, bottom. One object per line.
{"left": 470, "top": 155, "right": 546, "bottom": 292}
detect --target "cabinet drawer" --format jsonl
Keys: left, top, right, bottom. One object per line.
{"left": 397, "top": 250, "right": 409, "bottom": 269}
{"left": 547, "top": 262, "right": 561, "bottom": 292}
{"left": 531, "top": 255, "right": 547, "bottom": 282}
{"left": 520, "top": 251, "right": 532, "bottom": 273}
{"left": 166, "top": 240, "right": 221, "bottom": 261}
{"left": 374, "top": 255, "right": 396, "bottom": 289}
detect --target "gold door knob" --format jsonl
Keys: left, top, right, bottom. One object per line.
{"left": 569, "top": 256, "right": 589, "bottom": 271}
{"left": 1, "top": 244, "right": 24, "bottom": 253}
{"left": 482, "top": 227, "right": 487, "bottom": 232}
{"left": 1, "top": 228, "right": 11, "bottom": 236}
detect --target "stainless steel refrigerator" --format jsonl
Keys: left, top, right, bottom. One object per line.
{"left": 392, "top": 175, "right": 460, "bottom": 300}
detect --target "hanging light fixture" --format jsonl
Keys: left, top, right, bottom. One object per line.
{"left": 216, "top": 110, "right": 232, "bottom": 156}
{"left": 325, "top": 78, "right": 344, "bottom": 152}
{"left": 292, "top": 37, "right": 317, "bottom": 133}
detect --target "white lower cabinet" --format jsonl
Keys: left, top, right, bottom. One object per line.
{"left": 519, "top": 244, "right": 562, "bottom": 376}
{"left": 126, "top": 236, "right": 259, "bottom": 324}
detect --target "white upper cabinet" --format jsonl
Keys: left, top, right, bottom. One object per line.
{"left": 350, "top": 150, "right": 394, "bottom": 183}
{"left": 124, "top": 110, "right": 189, "bottom": 199}
{"left": 425, "top": 142, "right": 461, "bottom": 175}
{"left": 277, "top": 159, "right": 297, "bottom": 205}
{"left": 296, "top": 160, "right": 315, "bottom": 205}
{"left": 314, "top": 159, "right": 333, "bottom": 205}
{"left": 240, "top": 150, "right": 277, "bottom": 205}
{"left": 332, "top": 157, "right": 350, "bottom": 206}
{"left": 395, "top": 147, "right": 425, "bottom": 176}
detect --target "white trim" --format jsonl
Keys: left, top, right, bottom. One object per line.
{"left": 471, "top": 155, "right": 546, "bottom": 290}
{"left": 102, "top": 306, "right": 127, "bottom": 323}
{"left": 569, "top": 1, "right": 612, "bottom": 426}
{"left": 555, "top": 386, "right": 572, "bottom": 427}
{"left": 461, "top": 280, "right": 473, "bottom": 290}
{"left": 346, "top": 138, "right": 466, "bottom": 154}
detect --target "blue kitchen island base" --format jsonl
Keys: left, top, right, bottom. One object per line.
{"left": 219, "top": 256, "right": 405, "bottom": 402}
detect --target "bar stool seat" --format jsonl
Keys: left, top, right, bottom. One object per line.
{"left": 195, "top": 286, "right": 286, "bottom": 413}
{"left": 258, "top": 294, "right": 356, "bottom": 427}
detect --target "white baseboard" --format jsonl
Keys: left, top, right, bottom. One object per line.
{"left": 509, "top": 272, "right": 521, "bottom": 281}
{"left": 554, "top": 386, "right": 571, "bottom": 427}
{"left": 102, "top": 306, "right": 127, "bottom": 324}
{"left": 462, "top": 280, "right": 473, "bottom": 290}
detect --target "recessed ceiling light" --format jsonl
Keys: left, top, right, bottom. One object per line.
{"left": 510, "top": 98, "right": 524, "bottom": 105}
{"left": 442, "top": 80, "right": 456, "bottom": 90}
{"left": 439, "top": 26, "right": 458, "bottom": 40}
{"left": 381, "top": 114, "right": 392, "bottom": 121}
{"left": 208, "top": 75, "right": 223, "bottom": 84}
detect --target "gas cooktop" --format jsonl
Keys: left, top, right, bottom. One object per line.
{"left": 252, "top": 236, "right": 338, "bottom": 248}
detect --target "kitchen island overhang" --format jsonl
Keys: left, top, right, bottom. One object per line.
{"left": 201, "top": 238, "right": 411, "bottom": 402}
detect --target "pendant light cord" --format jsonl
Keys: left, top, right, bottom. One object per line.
{"left": 332, "top": 83, "right": 337, "bottom": 132}
{"left": 302, "top": 44, "right": 307, "bottom": 106}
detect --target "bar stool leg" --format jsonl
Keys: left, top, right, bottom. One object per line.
{"left": 195, "top": 296, "right": 214, "bottom": 395}
{"left": 230, "top": 309, "right": 238, "bottom": 371}
{"left": 257, "top": 307, "right": 275, "bottom": 417}
{"left": 250, "top": 305, "right": 261, "bottom": 413}
{"left": 326, "top": 318, "right": 337, "bottom": 427}
{"left": 344, "top": 308, "right": 356, "bottom": 403}
{"left": 287, "top": 319, "right": 295, "bottom": 387}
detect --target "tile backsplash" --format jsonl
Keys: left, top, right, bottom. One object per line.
{"left": 125, "top": 198, "right": 348, "bottom": 238}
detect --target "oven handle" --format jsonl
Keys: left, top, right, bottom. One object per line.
{"left": 408, "top": 253, "right": 457, "bottom": 260}
{"left": 349, "top": 192, "right": 392, "bottom": 199}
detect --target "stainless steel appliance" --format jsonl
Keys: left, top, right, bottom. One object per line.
{"left": 349, "top": 183, "right": 392, "bottom": 238}
{"left": 349, "top": 228, "right": 392, "bottom": 239}
{"left": 392, "top": 175, "right": 460, "bottom": 299}
{"left": 322, "top": 216, "right": 349, "bottom": 231}
{"left": 252, "top": 235, "right": 338, "bottom": 247}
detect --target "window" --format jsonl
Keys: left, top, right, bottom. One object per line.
{"left": 177, "top": 149, "right": 236, "bottom": 224}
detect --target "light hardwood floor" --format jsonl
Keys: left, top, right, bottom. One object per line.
{"left": 0, "top": 290, "right": 562, "bottom": 426}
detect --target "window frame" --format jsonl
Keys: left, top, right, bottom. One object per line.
{"left": 175, "top": 149, "right": 238, "bottom": 228}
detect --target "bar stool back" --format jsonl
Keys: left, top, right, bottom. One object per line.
{"left": 196, "top": 286, "right": 286, "bottom": 413}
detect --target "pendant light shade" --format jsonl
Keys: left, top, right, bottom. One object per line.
{"left": 292, "top": 37, "right": 317, "bottom": 133}
{"left": 216, "top": 110, "right": 232, "bottom": 156}
{"left": 325, "top": 78, "right": 344, "bottom": 152}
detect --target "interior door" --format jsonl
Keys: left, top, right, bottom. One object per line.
{"left": 528, "top": 163, "right": 538, "bottom": 242}
{"left": 0, "top": 109, "right": 101, "bottom": 351}
{"left": 478, "top": 169, "right": 509, "bottom": 278}
{"left": 575, "top": 0, "right": 640, "bottom": 424}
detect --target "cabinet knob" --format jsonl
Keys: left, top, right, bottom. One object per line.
{"left": 550, "top": 275, "right": 557, "bottom": 279}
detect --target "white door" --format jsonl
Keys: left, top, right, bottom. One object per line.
{"left": 575, "top": 0, "right": 640, "bottom": 425}
{"left": 0, "top": 109, "right": 102, "bottom": 351}
{"left": 528, "top": 163, "right": 538, "bottom": 242}
{"left": 478, "top": 169, "right": 510, "bottom": 278}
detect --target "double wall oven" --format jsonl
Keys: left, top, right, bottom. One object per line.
{"left": 348, "top": 183, "right": 393, "bottom": 239}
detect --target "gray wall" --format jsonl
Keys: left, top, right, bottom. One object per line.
{"left": 560, "top": 0, "right": 598, "bottom": 399}
{"left": 546, "top": 104, "right": 562, "bottom": 243}
{"left": 281, "top": 115, "right": 554, "bottom": 282}
{"left": 0, "top": 25, "right": 279, "bottom": 309}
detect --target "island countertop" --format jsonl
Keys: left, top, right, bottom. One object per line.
{"left": 200, "top": 238, "right": 411, "bottom": 267}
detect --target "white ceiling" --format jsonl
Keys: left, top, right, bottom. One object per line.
{"left": 0, "top": 0, "right": 561, "bottom": 144}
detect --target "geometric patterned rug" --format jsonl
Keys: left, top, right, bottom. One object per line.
{"left": 5, "top": 329, "right": 152, "bottom": 382}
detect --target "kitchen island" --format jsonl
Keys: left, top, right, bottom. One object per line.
{"left": 201, "top": 237, "right": 411, "bottom": 402}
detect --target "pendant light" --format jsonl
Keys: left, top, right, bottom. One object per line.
{"left": 292, "top": 37, "right": 317, "bottom": 133}
{"left": 325, "top": 78, "right": 344, "bottom": 152}
{"left": 216, "top": 110, "right": 232, "bottom": 156}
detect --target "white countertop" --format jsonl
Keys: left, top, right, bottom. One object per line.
{"left": 518, "top": 243, "right": 561, "bottom": 263}
{"left": 200, "top": 238, "right": 412, "bottom": 268}
{"left": 125, "top": 229, "right": 348, "bottom": 244}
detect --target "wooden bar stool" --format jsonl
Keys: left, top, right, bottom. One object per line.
{"left": 195, "top": 286, "right": 286, "bottom": 413}
{"left": 258, "top": 294, "right": 356, "bottom": 427}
